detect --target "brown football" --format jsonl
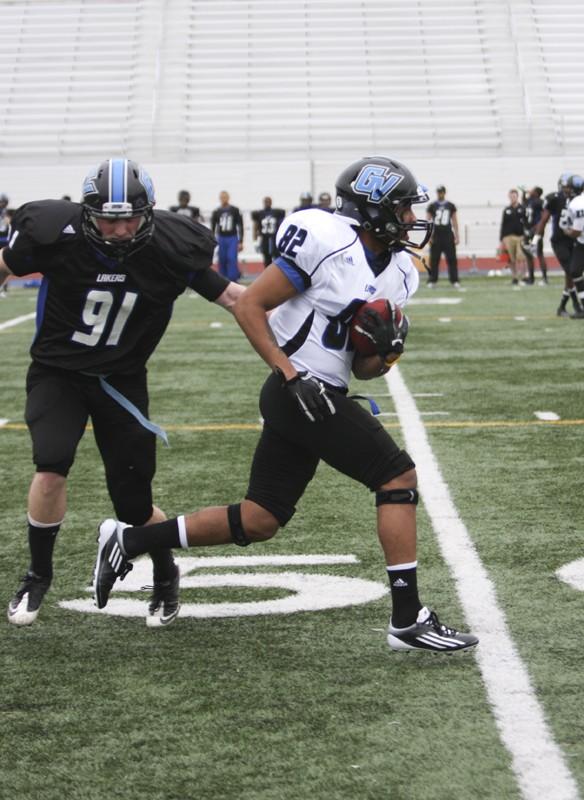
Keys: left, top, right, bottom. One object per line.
{"left": 350, "top": 299, "right": 403, "bottom": 356}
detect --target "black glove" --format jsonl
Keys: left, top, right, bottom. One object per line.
{"left": 281, "top": 371, "right": 336, "bottom": 423}
{"left": 359, "top": 301, "right": 409, "bottom": 357}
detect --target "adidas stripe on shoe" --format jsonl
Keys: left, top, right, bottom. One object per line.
{"left": 93, "top": 519, "right": 133, "bottom": 609}
{"left": 387, "top": 606, "right": 478, "bottom": 653}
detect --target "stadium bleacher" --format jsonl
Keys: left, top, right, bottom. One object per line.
{"left": 0, "top": 0, "right": 583, "bottom": 258}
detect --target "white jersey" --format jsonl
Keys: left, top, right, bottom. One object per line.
{"left": 567, "top": 194, "right": 584, "bottom": 245}
{"left": 271, "top": 208, "right": 419, "bottom": 388}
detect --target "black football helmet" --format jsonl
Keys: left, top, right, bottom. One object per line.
{"left": 335, "top": 156, "right": 432, "bottom": 250}
{"left": 557, "top": 172, "right": 573, "bottom": 193}
{"left": 566, "top": 174, "right": 584, "bottom": 197}
{"left": 81, "top": 158, "right": 155, "bottom": 259}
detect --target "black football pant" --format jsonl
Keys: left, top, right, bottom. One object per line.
{"left": 245, "top": 372, "right": 415, "bottom": 526}
{"left": 25, "top": 362, "right": 155, "bottom": 525}
{"left": 429, "top": 233, "right": 458, "bottom": 283}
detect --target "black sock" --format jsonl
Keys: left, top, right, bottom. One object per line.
{"left": 123, "top": 518, "right": 181, "bottom": 558}
{"left": 28, "top": 520, "right": 61, "bottom": 579}
{"left": 569, "top": 288, "right": 581, "bottom": 310}
{"left": 149, "top": 548, "right": 177, "bottom": 583}
{"left": 387, "top": 564, "right": 422, "bottom": 628}
{"left": 560, "top": 291, "right": 569, "bottom": 310}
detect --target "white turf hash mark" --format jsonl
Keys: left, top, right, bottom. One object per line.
{"left": 534, "top": 411, "right": 560, "bottom": 421}
{"left": 0, "top": 312, "right": 36, "bottom": 332}
{"left": 386, "top": 365, "right": 579, "bottom": 800}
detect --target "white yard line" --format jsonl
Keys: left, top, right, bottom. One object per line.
{"left": 386, "top": 365, "right": 579, "bottom": 800}
{"left": 0, "top": 312, "right": 36, "bottom": 331}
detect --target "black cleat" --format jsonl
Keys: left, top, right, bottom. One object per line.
{"left": 93, "top": 519, "right": 133, "bottom": 609}
{"left": 557, "top": 307, "right": 570, "bottom": 318}
{"left": 147, "top": 565, "right": 180, "bottom": 628}
{"left": 7, "top": 572, "right": 51, "bottom": 626}
{"left": 570, "top": 308, "right": 584, "bottom": 319}
{"left": 387, "top": 606, "right": 478, "bottom": 653}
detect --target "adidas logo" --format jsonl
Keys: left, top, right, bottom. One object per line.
{"left": 62, "top": 224, "right": 76, "bottom": 234}
{"left": 392, "top": 578, "right": 408, "bottom": 588}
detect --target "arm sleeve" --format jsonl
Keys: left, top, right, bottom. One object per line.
{"left": 188, "top": 267, "right": 230, "bottom": 301}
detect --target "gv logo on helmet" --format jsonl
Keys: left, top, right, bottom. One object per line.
{"left": 352, "top": 165, "right": 404, "bottom": 203}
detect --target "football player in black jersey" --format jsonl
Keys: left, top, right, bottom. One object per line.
{"left": 426, "top": 186, "right": 461, "bottom": 288}
{"left": 251, "top": 197, "right": 286, "bottom": 268}
{"left": 293, "top": 191, "right": 314, "bottom": 212}
{"left": 521, "top": 186, "right": 547, "bottom": 285}
{"left": 533, "top": 172, "right": 583, "bottom": 317}
{"left": 0, "top": 158, "right": 245, "bottom": 628}
{"left": 169, "top": 189, "right": 203, "bottom": 223}
{"left": 210, "top": 191, "right": 244, "bottom": 282}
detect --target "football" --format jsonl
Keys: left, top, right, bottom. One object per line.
{"left": 350, "top": 298, "right": 404, "bottom": 356}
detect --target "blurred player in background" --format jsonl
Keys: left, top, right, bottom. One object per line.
{"left": 520, "top": 186, "right": 547, "bottom": 285}
{"left": 426, "top": 185, "right": 461, "bottom": 288}
{"left": 533, "top": 172, "right": 583, "bottom": 317}
{"left": 560, "top": 174, "right": 584, "bottom": 317}
{"left": 251, "top": 196, "right": 286, "bottom": 268}
{"left": 0, "top": 158, "right": 244, "bottom": 628}
{"left": 317, "top": 191, "right": 334, "bottom": 213}
{"left": 0, "top": 194, "right": 11, "bottom": 297}
{"left": 94, "top": 155, "right": 478, "bottom": 655}
{"left": 170, "top": 189, "right": 203, "bottom": 223}
{"left": 210, "top": 190, "right": 244, "bottom": 282}
{"left": 293, "top": 191, "right": 314, "bottom": 212}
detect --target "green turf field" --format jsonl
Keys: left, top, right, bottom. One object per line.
{"left": 1, "top": 276, "right": 582, "bottom": 800}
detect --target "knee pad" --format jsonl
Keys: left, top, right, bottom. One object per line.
{"left": 228, "top": 503, "right": 251, "bottom": 547}
{"left": 376, "top": 488, "right": 419, "bottom": 507}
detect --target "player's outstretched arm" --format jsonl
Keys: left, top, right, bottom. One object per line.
{"left": 233, "top": 263, "right": 299, "bottom": 381}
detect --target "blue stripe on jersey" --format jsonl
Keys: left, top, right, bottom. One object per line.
{"left": 274, "top": 256, "right": 308, "bottom": 293}
{"left": 34, "top": 276, "right": 49, "bottom": 336}
{"left": 110, "top": 159, "right": 126, "bottom": 203}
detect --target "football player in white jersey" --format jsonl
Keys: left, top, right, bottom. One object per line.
{"left": 560, "top": 174, "right": 584, "bottom": 317}
{"left": 94, "top": 156, "right": 478, "bottom": 653}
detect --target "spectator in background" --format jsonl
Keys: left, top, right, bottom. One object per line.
{"left": 521, "top": 186, "right": 547, "bottom": 285}
{"left": 251, "top": 197, "right": 286, "bottom": 268}
{"left": 170, "top": 190, "right": 202, "bottom": 223}
{"left": 533, "top": 172, "right": 582, "bottom": 317}
{"left": 500, "top": 189, "right": 527, "bottom": 287}
{"left": 293, "top": 192, "right": 314, "bottom": 212}
{"left": 426, "top": 186, "right": 461, "bottom": 289}
{"left": 210, "top": 191, "right": 244, "bottom": 282}
{"left": 61, "top": 195, "right": 72, "bottom": 202}
{"left": 317, "top": 191, "right": 334, "bottom": 213}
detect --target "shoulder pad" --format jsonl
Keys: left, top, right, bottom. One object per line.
{"left": 10, "top": 200, "right": 82, "bottom": 245}
{"left": 151, "top": 210, "right": 216, "bottom": 268}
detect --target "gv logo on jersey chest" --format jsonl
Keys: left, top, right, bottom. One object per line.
{"left": 353, "top": 165, "right": 404, "bottom": 202}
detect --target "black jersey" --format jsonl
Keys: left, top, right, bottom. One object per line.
{"left": 251, "top": 207, "right": 286, "bottom": 244}
{"left": 2, "top": 200, "right": 224, "bottom": 374}
{"left": 500, "top": 204, "right": 526, "bottom": 239}
{"left": 426, "top": 200, "right": 457, "bottom": 233}
{"left": 169, "top": 204, "right": 201, "bottom": 222}
{"left": 210, "top": 205, "right": 243, "bottom": 239}
{"left": 524, "top": 197, "right": 543, "bottom": 232}
{"left": 543, "top": 191, "right": 571, "bottom": 242}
